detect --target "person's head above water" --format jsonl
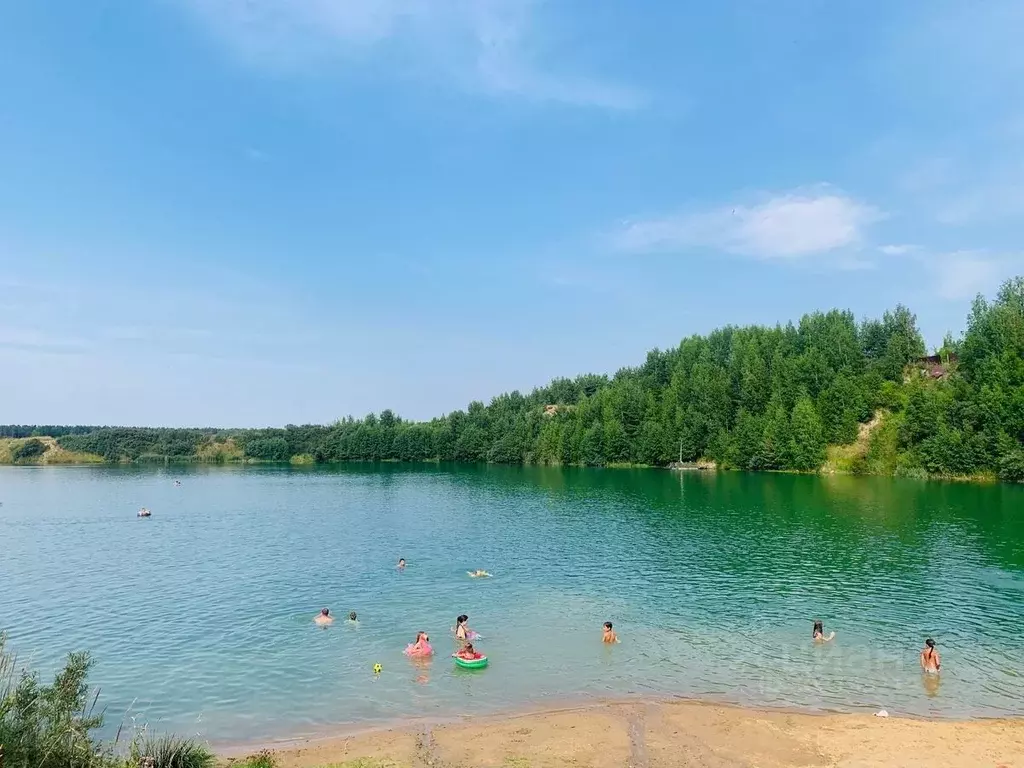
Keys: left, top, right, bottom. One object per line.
{"left": 604, "top": 622, "right": 613, "bottom": 630}
{"left": 321, "top": 608, "right": 330, "bottom": 616}
{"left": 464, "top": 643, "right": 475, "bottom": 654}
{"left": 925, "top": 638, "right": 936, "bottom": 649}
{"left": 398, "top": 558, "right": 406, "bottom": 566}
{"left": 457, "top": 614, "right": 468, "bottom": 625}
{"left": 349, "top": 611, "right": 357, "bottom": 621}
{"left": 813, "top": 620, "right": 824, "bottom": 636}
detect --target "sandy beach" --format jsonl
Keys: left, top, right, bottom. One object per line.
{"left": 222, "top": 699, "right": 1024, "bottom": 768}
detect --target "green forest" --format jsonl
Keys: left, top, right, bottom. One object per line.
{"left": 4, "top": 277, "right": 1024, "bottom": 481}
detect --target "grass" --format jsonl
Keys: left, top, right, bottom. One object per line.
{"left": 821, "top": 411, "right": 885, "bottom": 475}
{"left": 194, "top": 438, "right": 244, "bottom": 463}
{"left": 227, "top": 750, "right": 276, "bottom": 768}
{"left": 130, "top": 734, "right": 215, "bottom": 768}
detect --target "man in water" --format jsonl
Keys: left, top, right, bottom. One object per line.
{"left": 314, "top": 608, "right": 333, "bottom": 626}
{"left": 920, "top": 638, "right": 940, "bottom": 673}
{"left": 348, "top": 611, "right": 358, "bottom": 623}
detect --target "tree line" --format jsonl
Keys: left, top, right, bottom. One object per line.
{"left": 6, "top": 277, "right": 1024, "bottom": 481}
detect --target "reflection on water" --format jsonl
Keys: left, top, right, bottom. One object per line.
{"left": 1, "top": 464, "right": 1023, "bottom": 743}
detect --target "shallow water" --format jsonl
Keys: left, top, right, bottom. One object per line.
{"left": 2, "top": 464, "right": 1023, "bottom": 743}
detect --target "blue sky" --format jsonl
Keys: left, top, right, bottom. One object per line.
{"left": 2, "top": 1, "right": 1023, "bottom": 426}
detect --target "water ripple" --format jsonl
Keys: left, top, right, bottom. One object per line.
{"left": 2, "top": 465, "right": 1023, "bottom": 744}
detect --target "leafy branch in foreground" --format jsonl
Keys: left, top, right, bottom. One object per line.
{"left": 0, "top": 632, "right": 215, "bottom": 768}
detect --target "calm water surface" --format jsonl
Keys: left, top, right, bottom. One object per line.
{"left": 2, "top": 465, "right": 1023, "bottom": 743}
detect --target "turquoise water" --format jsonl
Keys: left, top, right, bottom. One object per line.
{"left": 2, "top": 465, "right": 1023, "bottom": 744}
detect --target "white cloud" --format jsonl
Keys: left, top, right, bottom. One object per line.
{"left": 879, "top": 244, "right": 919, "bottom": 256}
{"left": 612, "top": 187, "right": 883, "bottom": 259}
{"left": 176, "top": 0, "right": 643, "bottom": 109}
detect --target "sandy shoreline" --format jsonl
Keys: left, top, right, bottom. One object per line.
{"left": 219, "top": 698, "right": 1024, "bottom": 768}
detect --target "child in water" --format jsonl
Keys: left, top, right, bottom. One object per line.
{"left": 920, "top": 638, "right": 941, "bottom": 673}
{"left": 406, "top": 631, "right": 433, "bottom": 657}
{"left": 455, "top": 643, "right": 483, "bottom": 660}
{"left": 602, "top": 622, "right": 619, "bottom": 644}
{"left": 812, "top": 620, "right": 835, "bottom": 642}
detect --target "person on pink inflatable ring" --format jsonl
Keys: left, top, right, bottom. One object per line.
{"left": 405, "top": 631, "right": 433, "bottom": 657}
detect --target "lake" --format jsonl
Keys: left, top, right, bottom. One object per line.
{"left": 1, "top": 465, "right": 1023, "bottom": 744}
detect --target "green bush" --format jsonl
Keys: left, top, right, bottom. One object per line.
{"left": 11, "top": 438, "right": 46, "bottom": 462}
{"left": 1, "top": 632, "right": 213, "bottom": 768}
{"left": 999, "top": 449, "right": 1024, "bottom": 483}
{"left": 129, "top": 734, "right": 214, "bottom": 768}
{"left": 234, "top": 749, "right": 276, "bottom": 768}
{"left": 0, "top": 633, "right": 109, "bottom": 768}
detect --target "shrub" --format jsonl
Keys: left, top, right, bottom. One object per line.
{"left": 11, "top": 439, "right": 46, "bottom": 462}
{"left": 234, "top": 749, "right": 275, "bottom": 768}
{"left": 0, "top": 633, "right": 110, "bottom": 768}
{"left": 1, "top": 633, "right": 212, "bottom": 768}
{"left": 999, "top": 449, "right": 1024, "bottom": 483}
{"left": 129, "top": 734, "right": 215, "bottom": 768}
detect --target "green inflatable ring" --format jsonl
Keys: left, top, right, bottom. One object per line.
{"left": 454, "top": 655, "right": 488, "bottom": 670}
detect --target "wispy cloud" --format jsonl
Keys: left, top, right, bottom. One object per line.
{"left": 932, "top": 252, "right": 1006, "bottom": 301}
{"left": 610, "top": 186, "right": 883, "bottom": 260}
{"left": 887, "top": 248, "right": 1024, "bottom": 301}
{"left": 176, "top": 0, "right": 643, "bottom": 109}
{"left": 879, "top": 244, "right": 920, "bottom": 256}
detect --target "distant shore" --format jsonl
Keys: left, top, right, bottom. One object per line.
{"left": 220, "top": 698, "right": 1024, "bottom": 768}
{"left": 0, "top": 439, "right": 1003, "bottom": 484}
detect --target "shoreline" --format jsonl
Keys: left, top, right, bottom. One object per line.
{"left": 218, "top": 696, "right": 1024, "bottom": 768}
{"left": 0, "top": 458, "right": 1003, "bottom": 484}
{"left": 216, "top": 691, "right": 1024, "bottom": 755}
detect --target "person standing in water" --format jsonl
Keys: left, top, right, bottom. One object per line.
{"left": 812, "top": 620, "right": 835, "bottom": 642}
{"left": 603, "top": 622, "right": 619, "bottom": 643}
{"left": 314, "top": 608, "right": 333, "bottom": 626}
{"left": 920, "top": 638, "right": 941, "bottom": 673}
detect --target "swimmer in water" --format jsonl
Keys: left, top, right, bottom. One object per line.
{"left": 397, "top": 558, "right": 406, "bottom": 570}
{"left": 812, "top": 620, "right": 835, "bottom": 642}
{"left": 348, "top": 611, "right": 358, "bottom": 623}
{"left": 406, "top": 631, "right": 432, "bottom": 657}
{"left": 602, "top": 622, "right": 619, "bottom": 644}
{"left": 920, "top": 638, "right": 941, "bottom": 673}
{"left": 314, "top": 608, "right": 333, "bottom": 626}
{"left": 467, "top": 569, "right": 491, "bottom": 578}
{"left": 454, "top": 642, "right": 483, "bottom": 660}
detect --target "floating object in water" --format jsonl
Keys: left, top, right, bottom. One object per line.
{"left": 405, "top": 643, "right": 433, "bottom": 658}
{"left": 467, "top": 570, "right": 491, "bottom": 578}
{"left": 875, "top": 709, "right": 889, "bottom": 718}
{"left": 373, "top": 663, "right": 382, "bottom": 674}
{"left": 466, "top": 630, "right": 482, "bottom": 641}
{"left": 137, "top": 508, "right": 152, "bottom": 518}
{"left": 454, "top": 655, "right": 488, "bottom": 670}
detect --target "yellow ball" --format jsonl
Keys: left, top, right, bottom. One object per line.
{"left": 373, "top": 663, "right": 382, "bottom": 674}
